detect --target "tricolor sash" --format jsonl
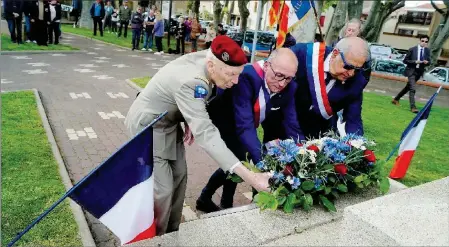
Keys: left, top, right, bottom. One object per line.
{"left": 306, "top": 42, "right": 334, "bottom": 119}
{"left": 252, "top": 61, "right": 269, "bottom": 128}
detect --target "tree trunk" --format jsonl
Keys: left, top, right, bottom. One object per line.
{"left": 347, "top": 0, "right": 363, "bottom": 20}
{"left": 80, "top": 0, "right": 93, "bottom": 29}
{"left": 361, "top": 0, "right": 405, "bottom": 42}
{"left": 238, "top": 0, "right": 250, "bottom": 32}
{"left": 193, "top": 0, "right": 200, "bottom": 20}
{"left": 290, "top": 1, "right": 321, "bottom": 43}
{"left": 325, "top": 0, "right": 347, "bottom": 44}
{"left": 221, "top": 0, "right": 229, "bottom": 24}
{"left": 228, "top": 0, "right": 234, "bottom": 25}
{"left": 429, "top": 0, "right": 449, "bottom": 67}
{"left": 213, "top": 0, "right": 223, "bottom": 30}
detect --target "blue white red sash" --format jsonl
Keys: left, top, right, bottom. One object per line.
{"left": 306, "top": 42, "right": 334, "bottom": 119}
{"left": 252, "top": 60, "right": 268, "bottom": 128}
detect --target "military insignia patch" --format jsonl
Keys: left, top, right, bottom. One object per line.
{"left": 194, "top": 85, "right": 208, "bottom": 98}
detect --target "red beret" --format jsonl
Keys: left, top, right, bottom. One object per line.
{"left": 210, "top": 35, "right": 248, "bottom": 66}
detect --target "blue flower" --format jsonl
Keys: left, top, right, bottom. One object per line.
{"left": 256, "top": 161, "right": 267, "bottom": 170}
{"left": 267, "top": 146, "right": 282, "bottom": 157}
{"left": 273, "top": 172, "right": 285, "bottom": 184}
{"left": 279, "top": 153, "right": 294, "bottom": 164}
{"left": 279, "top": 139, "right": 300, "bottom": 157}
{"left": 323, "top": 139, "right": 349, "bottom": 162}
{"left": 291, "top": 177, "right": 301, "bottom": 189}
{"left": 341, "top": 133, "right": 365, "bottom": 142}
{"left": 314, "top": 178, "right": 322, "bottom": 189}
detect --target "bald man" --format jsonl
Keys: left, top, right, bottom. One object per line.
{"left": 196, "top": 48, "right": 302, "bottom": 212}
{"left": 290, "top": 37, "right": 369, "bottom": 138}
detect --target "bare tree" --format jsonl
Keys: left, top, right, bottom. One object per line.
{"left": 221, "top": 0, "right": 229, "bottom": 24}
{"left": 213, "top": 0, "right": 223, "bottom": 30}
{"left": 347, "top": 0, "right": 363, "bottom": 20}
{"left": 325, "top": 0, "right": 348, "bottom": 44}
{"left": 429, "top": 0, "right": 449, "bottom": 67}
{"left": 361, "top": 0, "right": 405, "bottom": 42}
{"left": 238, "top": 0, "right": 250, "bottom": 32}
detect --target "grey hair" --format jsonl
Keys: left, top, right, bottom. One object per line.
{"left": 338, "top": 18, "right": 362, "bottom": 38}
{"left": 335, "top": 37, "right": 369, "bottom": 60}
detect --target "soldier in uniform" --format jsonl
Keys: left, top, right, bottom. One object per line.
{"left": 196, "top": 48, "right": 302, "bottom": 212}
{"left": 124, "top": 35, "right": 271, "bottom": 236}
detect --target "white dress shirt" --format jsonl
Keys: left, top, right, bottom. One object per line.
{"left": 416, "top": 45, "right": 423, "bottom": 68}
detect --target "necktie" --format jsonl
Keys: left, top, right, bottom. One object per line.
{"left": 420, "top": 48, "right": 424, "bottom": 61}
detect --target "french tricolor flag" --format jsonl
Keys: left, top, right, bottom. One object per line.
{"left": 69, "top": 124, "right": 157, "bottom": 245}
{"left": 389, "top": 88, "right": 440, "bottom": 179}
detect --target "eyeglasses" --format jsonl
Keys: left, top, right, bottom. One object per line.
{"left": 268, "top": 62, "right": 294, "bottom": 82}
{"left": 339, "top": 50, "right": 365, "bottom": 72}
{"left": 421, "top": 40, "right": 428, "bottom": 43}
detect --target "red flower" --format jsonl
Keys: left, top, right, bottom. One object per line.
{"left": 283, "top": 164, "right": 294, "bottom": 176}
{"left": 364, "top": 150, "right": 376, "bottom": 163}
{"left": 296, "top": 143, "right": 303, "bottom": 147}
{"left": 334, "top": 163, "right": 348, "bottom": 175}
{"left": 307, "top": 145, "right": 319, "bottom": 153}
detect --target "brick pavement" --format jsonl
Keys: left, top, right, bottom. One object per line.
{"left": 0, "top": 34, "right": 252, "bottom": 247}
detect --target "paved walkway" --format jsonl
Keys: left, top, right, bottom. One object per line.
{"left": 1, "top": 34, "right": 252, "bottom": 246}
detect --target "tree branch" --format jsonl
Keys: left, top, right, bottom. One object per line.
{"left": 391, "top": 1, "right": 405, "bottom": 12}
{"left": 431, "top": 0, "right": 445, "bottom": 15}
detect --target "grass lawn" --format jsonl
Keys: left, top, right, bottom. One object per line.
{"left": 62, "top": 24, "right": 176, "bottom": 52}
{"left": 1, "top": 91, "right": 81, "bottom": 246}
{"left": 131, "top": 76, "right": 151, "bottom": 88}
{"left": 128, "top": 76, "right": 448, "bottom": 187}
{"left": 1, "top": 34, "right": 77, "bottom": 51}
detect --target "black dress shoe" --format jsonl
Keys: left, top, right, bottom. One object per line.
{"left": 196, "top": 198, "right": 220, "bottom": 213}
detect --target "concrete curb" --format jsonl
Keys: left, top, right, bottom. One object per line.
{"left": 126, "top": 78, "right": 143, "bottom": 91}
{"left": 31, "top": 89, "right": 96, "bottom": 247}
{"left": 0, "top": 50, "right": 83, "bottom": 55}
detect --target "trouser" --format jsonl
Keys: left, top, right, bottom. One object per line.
{"left": 32, "top": 19, "right": 48, "bottom": 46}
{"left": 131, "top": 28, "right": 141, "bottom": 49}
{"left": 24, "top": 15, "right": 31, "bottom": 41}
{"left": 176, "top": 37, "right": 185, "bottom": 54}
{"left": 111, "top": 21, "right": 118, "bottom": 32}
{"left": 394, "top": 71, "right": 422, "bottom": 109}
{"left": 93, "top": 16, "right": 103, "bottom": 36}
{"left": 155, "top": 36, "right": 163, "bottom": 52}
{"left": 191, "top": 38, "right": 197, "bottom": 52}
{"left": 118, "top": 20, "right": 129, "bottom": 37}
{"left": 7, "top": 17, "right": 23, "bottom": 43}
{"left": 154, "top": 142, "right": 187, "bottom": 235}
{"left": 143, "top": 31, "right": 153, "bottom": 49}
{"left": 48, "top": 21, "right": 60, "bottom": 44}
{"left": 104, "top": 15, "right": 112, "bottom": 31}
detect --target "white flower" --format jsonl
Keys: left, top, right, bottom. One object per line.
{"left": 299, "top": 148, "right": 306, "bottom": 155}
{"left": 287, "top": 176, "right": 293, "bottom": 184}
{"left": 360, "top": 145, "right": 367, "bottom": 151}
{"left": 297, "top": 171, "right": 306, "bottom": 178}
{"left": 269, "top": 170, "right": 275, "bottom": 176}
{"left": 349, "top": 139, "right": 365, "bottom": 149}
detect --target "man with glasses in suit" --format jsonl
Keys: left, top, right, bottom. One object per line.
{"left": 392, "top": 35, "right": 431, "bottom": 113}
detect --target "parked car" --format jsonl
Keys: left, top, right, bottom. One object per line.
{"left": 370, "top": 44, "right": 405, "bottom": 61}
{"left": 227, "top": 30, "right": 275, "bottom": 52}
{"left": 371, "top": 58, "right": 406, "bottom": 76}
{"left": 422, "top": 67, "right": 449, "bottom": 84}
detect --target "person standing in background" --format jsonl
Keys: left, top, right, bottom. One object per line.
{"left": 189, "top": 18, "right": 201, "bottom": 52}
{"left": 205, "top": 22, "right": 216, "bottom": 49}
{"left": 142, "top": 9, "right": 155, "bottom": 51}
{"left": 90, "top": 0, "right": 105, "bottom": 36}
{"left": 4, "top": 0, "right": 24, "bottom": 44}
{"left": 130, "top": 6, "right": 143, "bottom": 51}
{"left": 175, "top": 16, "right": 186, "bottom": 55}
{"left": 103, "top": 0, "right": 113, "bottom": 33}
{"left": 111, "top": 8, "right": 119, "bottom": 34}
{"left": 392, "top": 35, "right": 431, "bottom": 113}
{"left": 47, "top": 0, "right": 61, "bottom": 45}
{"left": 23, "top": 0, "right": 35, "bottom": 43}
{"left": 118, "top": 0, "right": 132, "bottom": 38}
{"left": 153, "top": 10, "right": 164, "bottom": 55}
{"left": 184, "top": 16, "right": 192, "bottom": 42}
{"left": 29, "top": 0, "right": 47, "bottom": 46}
{"left": 71, "top": 0, "right": 82, "bottom": 28}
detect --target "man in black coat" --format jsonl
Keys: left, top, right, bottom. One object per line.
{"left": 392, "top": 35, "right": 431, "bottom": 113}
{"left": 3, "top": 0, "right": 24, "bottom": 44}
{"left": 90, "top": 0, "right": 105, "bottom": 36}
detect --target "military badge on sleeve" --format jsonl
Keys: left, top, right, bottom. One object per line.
{"left": 194, "top": 85, "right": 208, "bottom": 99}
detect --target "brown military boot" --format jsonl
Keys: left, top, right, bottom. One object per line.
{"left": 391, "top": 99, "right": 400, "bottom": 106}
{"left": 411, "top": 107, "right": 419, "bottom": 113}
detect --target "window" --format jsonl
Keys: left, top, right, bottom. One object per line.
{"left": 429, "top": 68, "right": 448, "bottom": 82}
{"left": 374, "top": 60, "right": 406, "bottom": 75}
{"left": 398, "top": 11, "right": 433, "bottom": 25}
{"left": 397, "top": 29, "right": 414, "bottom": 36}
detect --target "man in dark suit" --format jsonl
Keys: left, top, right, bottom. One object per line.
{"left": 264, "top": 37, "right": 370, "bottom": 141}
{"left": 196, "top": 48, "right": 301, "bottom": 212}
{"left": 392, "top": 35, "right": 431, "bottom": 113}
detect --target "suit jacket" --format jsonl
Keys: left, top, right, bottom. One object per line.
{"left": 290, "top": 43, "right": 368, "bottom": 139}
{"left": 124, "top": 50, "right": 240, "bottom": 172}
{"left": 207, "top": 62, "right": 301, "bottom": 164}
{"left": 403, "top": 45, "right": 430, "bottom": 77}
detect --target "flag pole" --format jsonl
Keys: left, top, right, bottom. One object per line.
{"left": 7, "top": 111, "right": 168, "bottom": 247}
{"left": 310, "top": 0, "right": 324, "bottom": 42}
{"left": 385, "top": 86, "right": 442, "bottom": 162}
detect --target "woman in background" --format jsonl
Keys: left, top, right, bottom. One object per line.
{"left": 189, "top": 18, "right": 201, "bottom": 52}
{"left": 204, "top": 22, "right": 216, "bottom": 49}
{"left": 153, "top": 11, "right": 164, "bottom": 55}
